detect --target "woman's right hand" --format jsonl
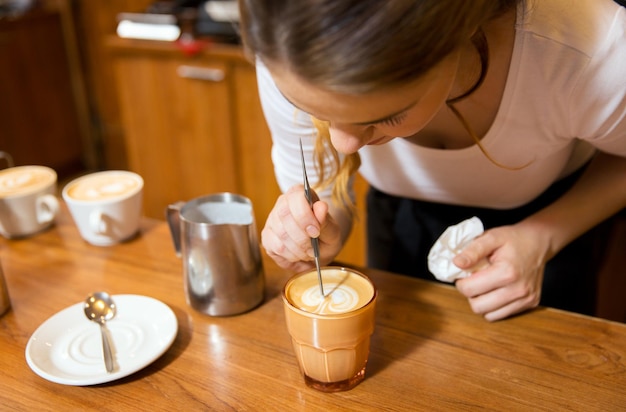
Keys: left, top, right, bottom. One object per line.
{"left": 261, "top": 185, "right": 343, "bottom": 272}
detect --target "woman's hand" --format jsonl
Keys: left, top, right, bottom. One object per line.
{"left": 262, "top": 185, "right": 343, "bottom": 272}
{"left": 454, "top": 154, "right": 626, "bottom": 321}
{"left": 453, "top": 223, "right": 551, "bottom": 321}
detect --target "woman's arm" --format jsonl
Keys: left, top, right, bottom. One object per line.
{"left": 518, "top": 152, "right": 626, "bottom": 258}
{"left": 455, "top": 152, "right": 626, "bottom": 321}
{"left": 256, "top": 61, "right": 353, "bottom": 271}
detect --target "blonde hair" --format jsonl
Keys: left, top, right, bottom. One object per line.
{"left": 311, "top": 117, "right": 360, "bottom": 215}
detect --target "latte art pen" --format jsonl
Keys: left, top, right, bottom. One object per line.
{"left": 300, "top": 139, "right": 326, "bottom": 298}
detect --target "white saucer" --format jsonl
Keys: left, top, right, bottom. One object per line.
{"left": 25, "top": 294, "right": 178, "bottom": 386}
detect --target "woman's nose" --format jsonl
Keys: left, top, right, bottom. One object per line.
{"left": 329, "top": 123, "right": 371, "bottom": 154}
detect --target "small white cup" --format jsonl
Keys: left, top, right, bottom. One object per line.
{"left": 0, "top": 165, "right": 59, "bottom": 238}
{"left": 62, "top": 170, "right": 143, "bottom": 246}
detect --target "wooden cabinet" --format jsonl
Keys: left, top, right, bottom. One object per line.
{"left": 108, "top": 38, "right": 367, "bottom": 265}
{"left": 109, "top": 40, "right": 243, "bottom": 218}
{"left": 72, "top": 0, "right": 156, "bottom": 171}
{"left": 0, "top": 7, "right": 87, "bottom": 177}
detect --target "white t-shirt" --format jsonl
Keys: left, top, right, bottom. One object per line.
{"left": 256, "top": 0, "right": 626, "bottom": 209}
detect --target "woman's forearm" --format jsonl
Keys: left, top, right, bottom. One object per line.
{"left": 518, "top": 152, "right": 626, "bottom": 260}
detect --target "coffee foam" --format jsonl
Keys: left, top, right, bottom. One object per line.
{"left": 286, "top": 268, "right": 374, "bottom": 315}
{"left": 66, "top": 172, "right": 141, "bottom": 201}
{"left": 0, "top": 166, "right": 56, "bottom": 197}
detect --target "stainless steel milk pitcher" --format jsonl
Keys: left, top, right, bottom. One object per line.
{"left": 167, "top": 193, "right": 265, "bottom": 316}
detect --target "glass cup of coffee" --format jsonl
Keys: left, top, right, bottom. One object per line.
{"left": 62, "top": 170, "right": 143, "bottom": 246}
{"left": 282, "top": 267, "right": 377, "bottom": 392}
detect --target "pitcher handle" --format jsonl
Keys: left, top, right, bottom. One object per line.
{"left": 166, "top": 201, "right": 185, "bottom": 257}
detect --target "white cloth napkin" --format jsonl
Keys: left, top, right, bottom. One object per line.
{"left": 427, "top": 217, "right": 485, "bottom": 283}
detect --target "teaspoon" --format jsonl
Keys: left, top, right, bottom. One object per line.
{"left": 84, "top": 291, "right": 117, "bottom": 373}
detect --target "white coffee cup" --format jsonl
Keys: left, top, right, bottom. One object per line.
{"left": 0, "top": 165, "right": 59, "bottom": 238}
{"left": 62, "top": 170, "right": 144, "bottom": 246}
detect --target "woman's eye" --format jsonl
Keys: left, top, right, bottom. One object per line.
{"left": 377, "top": 112, "right": 407, "bottom": 127}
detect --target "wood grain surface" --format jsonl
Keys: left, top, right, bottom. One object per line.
{"left": 1, "top": 205, "right": 624, "bottom": 411}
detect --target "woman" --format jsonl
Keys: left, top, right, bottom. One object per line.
{"left": 239, "top": 0, "right": 626, "bottom": 321}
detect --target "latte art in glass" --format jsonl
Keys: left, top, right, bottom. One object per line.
{"left": 282, "top": 266, "right": 377, "bottom": 391}
{"left": 300, "top": 283, "right": 361, "bottom": 314}
{"left": 286, "top": 268, "right": 375, "bottom": 315}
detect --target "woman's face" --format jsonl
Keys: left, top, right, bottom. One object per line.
{"left": 267, "top": 51, "right": 461, "bottom": 154}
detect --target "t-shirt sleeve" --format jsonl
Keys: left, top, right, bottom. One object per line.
{"left": 569, "top": 7, "right": 626, "bottom": 156}
{"left": 255, "top": 60, "right": 337, "bottom": 198}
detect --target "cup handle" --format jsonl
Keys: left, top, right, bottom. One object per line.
{"left": 36, "top": 194, "right": 59, "bottom": 224}
{"left": 0, "top": 151, "right": 14, "bottom": 169}
{"left": 166, "top": 201, "right": 185, "bottom": 257}
{"left": 89, "top": 210, "right": 108, "bottom": 235}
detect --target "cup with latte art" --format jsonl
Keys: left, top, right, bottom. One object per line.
{"left": 282, "top": 267, "right": 377, "bottom": 392}
{"left": 0, "top": 165, "right": 59, "bottom": 238}
{"left": 62, "top": 170, "right": 143, "bottom": 246}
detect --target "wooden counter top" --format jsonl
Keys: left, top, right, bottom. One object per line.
{"left": 1, "top": 205, "right": 625, "bottom": 410}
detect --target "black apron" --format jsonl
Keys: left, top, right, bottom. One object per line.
{"left": 366, "top": 165, "right": 611, "bottom": 316}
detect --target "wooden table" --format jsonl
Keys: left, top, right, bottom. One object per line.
{"left": 1, "top": 206, "right": 625, "bottom": 411}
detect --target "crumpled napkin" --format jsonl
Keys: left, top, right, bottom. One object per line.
{"left": 427, "top": 217, "right": 485, "bottom": 283}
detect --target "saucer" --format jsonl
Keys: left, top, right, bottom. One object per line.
{"left": 25, "top": 294, "right": 178, "bottom": 386}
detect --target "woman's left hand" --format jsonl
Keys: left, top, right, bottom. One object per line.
{"left": 453, "top": 224, "right": 551, "bottom": 321}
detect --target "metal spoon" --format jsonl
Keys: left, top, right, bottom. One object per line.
{"left": 84, "top": 292, "right": 117, "bottom": 373}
